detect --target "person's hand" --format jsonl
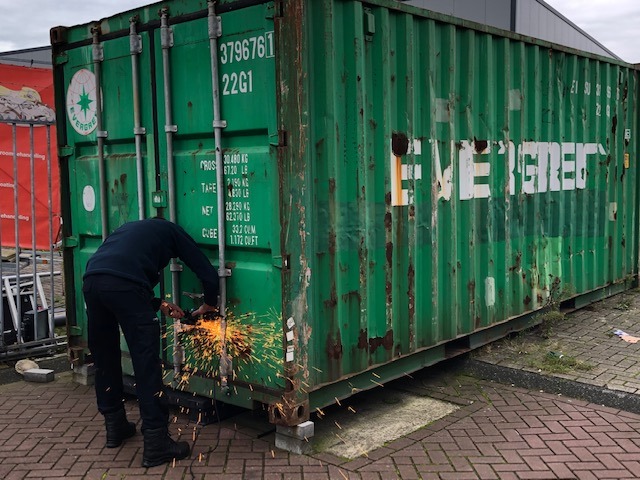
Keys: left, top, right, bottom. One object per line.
{"left": 191, "top": 303, "right": 218, "bottom": 318}
{"left": 160, "top": 301, "right": 185, "bottom": 319}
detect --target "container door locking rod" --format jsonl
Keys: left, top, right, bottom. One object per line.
{"left": 159, "top": 8, "right": 183, "bottom": 380}
{"left": 91, "top": 27, "right": 108, "bottom": 240}
{"left": 208, "top": 1, "right": 232, "bottom": 395}
{"left": 129, "top": 17, "right": 146, "bottom": 220}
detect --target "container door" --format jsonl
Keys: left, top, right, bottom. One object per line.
{"left": 152, "top": 4, "right": 283, "bottom": 399}
{"left": 58, "top": 29, "right": 157, "bottom": 363}
{"left": 57, "top": 2, "right": 284, "bottom": 403}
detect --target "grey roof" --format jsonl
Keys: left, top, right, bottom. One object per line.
{"left": 0, "top": 46, "right": 51, "bottom": 68}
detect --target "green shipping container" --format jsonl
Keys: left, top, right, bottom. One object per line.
{"left": 53, "top": 0, "right": 639, "bottom": 426}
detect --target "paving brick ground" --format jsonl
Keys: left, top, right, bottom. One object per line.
{"left": 476, "top": 289, "right": 640, "bottom": 396}
{"left": 2, "top": 290, "right": 640, "bottom": 479}
{"left": 1, "top": 366, "right": 640, "bottom": 479}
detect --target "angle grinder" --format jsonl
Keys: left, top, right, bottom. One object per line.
{"left": 180, "top": 308, "right": 219, "bottom": 325}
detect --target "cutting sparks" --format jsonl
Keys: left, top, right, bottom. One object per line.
{"left": 173, "top": 310, "right": 283, "bottom": 386}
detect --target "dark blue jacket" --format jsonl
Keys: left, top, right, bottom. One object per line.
{"left": 84, "top": 218, "right": 219, "bottom": 307}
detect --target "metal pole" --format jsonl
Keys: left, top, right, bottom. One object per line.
{"left": 130, "top": 18, "right": 146, "bottom": 220}
{"left": 29, "top": 126, "right": 37, "bottom": 313}
{"left": 12, "top": 124, "right": 22, "bottom": 343}
{"left": 208, "top": 1, "right": 231, "bottom": 394}
{"left": 92, "top": 26, "right": 109, "bottom": 240}
{"left": 47, "top": 125, "right": 55, "bottom": 339}
{"left": 160, "top": 9, "right": 183, "bottom": 378}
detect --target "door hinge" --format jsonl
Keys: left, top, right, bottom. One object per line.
{"left": 273, "top": 254, "right": 290, "bottom": 270}
{"left": 58, "top": 145, "right": 74, "bottom": 158}
{"left": 63, "top": 236, "right": 78, "bottom": 248}
{"left": 69, "top": 326, "right": 83, "bottom": 336}
{"left": 364, "top": 8, "right": 376, "bottom": 41}
{"left": 54, "top": 52, "right": 68, "bottom": 65}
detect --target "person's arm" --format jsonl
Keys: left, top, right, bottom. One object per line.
{"left": 191, "top": 302, "right": 218, "bottom": 317}
{"left": 171, "top": 224, "right": 220, "bottom": 307}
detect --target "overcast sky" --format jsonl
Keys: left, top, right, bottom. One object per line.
{"left": 545, "top": 0, "right": 640, "bottom": 63}
{"left": 0, "top": 0, "right": 638, "bottom": 63}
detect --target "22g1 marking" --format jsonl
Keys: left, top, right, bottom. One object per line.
{"left": 222, "top": 70, "right": 253, "bottom": 96}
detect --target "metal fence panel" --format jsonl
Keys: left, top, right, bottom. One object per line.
{"left": 0, "top": 119, "right": 66, "bottom": 359}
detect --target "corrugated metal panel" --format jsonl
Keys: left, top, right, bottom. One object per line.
{"left": 284, "top": 0, "right": 638, "bottom": 398}
{"left": 54, "top": 0, "right": 639, "bottom": 426}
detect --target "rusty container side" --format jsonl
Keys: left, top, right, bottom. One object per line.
{"left": 279, "top": 0, "right": 638, "bottom": 410}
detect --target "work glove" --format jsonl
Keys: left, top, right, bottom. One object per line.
{"left": 181, "top": 303, "right": 219, "bottom": 325}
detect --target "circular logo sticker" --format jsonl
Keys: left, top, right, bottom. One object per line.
{"left": 66, "top": 69, "right": 98, "bottom": 136}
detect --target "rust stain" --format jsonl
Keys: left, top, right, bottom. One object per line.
{"left": 468, "top": 280, "right": 476, "bottom": 298}
{"left": 359, "top": 237, "right": 367, "bottom": 287}
{"left": 106, "top": 153, "right": 137, "bottom": 160}
{"left": 509, "top": 252, "right": 522, "bottom": 272}
{"left": 407, "top": 263, "right": 415, "bottom": 320}
{"left": 341, "top": 290, "right": 360, "bottom": 303}
{"left": 357, "top": 329, "right": 368, "bottom": 349}
{"left": 391, "top": 132, "right": 409, "bottom": 156}
{"left": 474, "top": 139, "right": 488, "bottom": 153}
{"left": 328, "top": 177, "right": 336, "bottom": 193}
{"left": 323, "top": 285, "right": 337, "bottom": 310}
{"left": 326, "top": 331, "right": 343, "bottom": 360}
{"left": 328, "top": 229, "right": 336, "bottom": 256}
{"left": 385, "top": 242, "right": 393, "bottom": 267}
{"left": 523, "top": 295, "right": 531, "bottom": 306}
{"left": 384, "top": 211, "right": 392, "bottom": 231}
{"left": 276, "top": 0, "right": 311, "bottom": 428}
{"left": 369, "top": 330, "right": 394, "bottom": 353}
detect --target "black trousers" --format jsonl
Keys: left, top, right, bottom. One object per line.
{"left": 83, "top": 274, "right": 169, "bottom": 431}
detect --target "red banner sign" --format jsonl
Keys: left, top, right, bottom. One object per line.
{"left": 0, "top": 63, "right": 60, "bottom": 250}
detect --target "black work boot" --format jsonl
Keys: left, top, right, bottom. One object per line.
{"left": 142, "top": 427, "right": 190, "bottom": 467}
{"left": 104, "top": 409, "right": 136, "bottom": 448}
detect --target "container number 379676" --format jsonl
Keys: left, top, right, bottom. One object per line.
{"left": 219, "top": 32, "right": 274, "bottom": 64}
{"left": 219, "top": 32, "right": 274, "bottom": 96}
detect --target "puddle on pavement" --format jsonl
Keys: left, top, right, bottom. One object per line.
{"left": 313, "top": 389, "right": 458, "bottom": 459}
